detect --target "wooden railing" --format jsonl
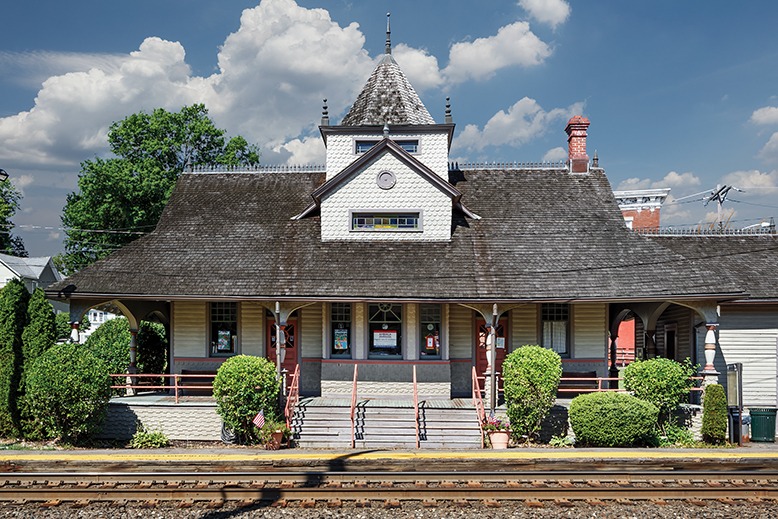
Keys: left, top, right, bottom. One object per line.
{"left": 111, "top": 373, "right": 215, "bottom": 404}
{"left": 412, "top": 365, "right": 420, "bottom": 449}
{"left": 471, "top": 366, "right": 486, "bottom": 448}
{"left": 349, "top": 364, "right": 358, "bottom": 449}
{"left": 284, "top": 364, "right": 300, "bottom": 430}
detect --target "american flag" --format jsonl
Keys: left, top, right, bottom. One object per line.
{"left": 252, "top": 410, "right": 265, "bottom": 429}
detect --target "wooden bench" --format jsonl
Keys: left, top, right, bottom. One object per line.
{"left": 558, "top": 370, "right": 599, "bottom": 396}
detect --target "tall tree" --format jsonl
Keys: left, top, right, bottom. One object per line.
{"left": 0, "top": 180, "right": 27, "bottom": 257}
{"left": 0, "top": 279, "right": 30, "bottom": 437}
{"left": 56, "top": 104, "right": 259, "bottom": 274}
{"left": 20, "top": 288, "right": 56, "bottom": 438}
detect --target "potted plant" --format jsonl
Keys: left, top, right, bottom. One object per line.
{"left": 483, "top": 415, "right": 511, "bottom": 449}
{"left": 260, "top": 419, "right": 291, "bottom": 450}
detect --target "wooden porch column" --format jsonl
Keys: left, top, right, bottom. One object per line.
{"left": 644, "top": 329, "right": 657, "bottom": 359}
{"left": 126, "top": 328, "right": 138, "bottom": 396}
{"left": 69, "top": 321, "right": 80, "bottom": 344}
{"left": 701, "top": 323, "right": 720, "bottom": 384}
{"left": 608, "top": 334, "right": 619, "bottom": 389}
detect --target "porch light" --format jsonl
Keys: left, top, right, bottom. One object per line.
{"left": 0, "top": 169, "right": 8, "bottom": 182}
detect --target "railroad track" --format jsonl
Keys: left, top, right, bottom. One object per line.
{"left": 2, "top": 470, "right": 777, "bottom": 504}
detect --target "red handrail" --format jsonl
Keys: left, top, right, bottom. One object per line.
{"left": 349, "top": 364, "right": 358, "bottom": 449}
{"left": 110, "top": 373, "right": 216, "bottom": 404}
{"left": 471, "top": 366, "right": 486, "bottom": 448}
{"left": 284, "top": 364, "right": 300, "bottom": 430}
{"left": 413, "top": 365, "right": 420, "bottom": 449}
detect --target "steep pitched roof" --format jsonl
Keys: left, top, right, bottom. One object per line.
{"left": 341, "top": 52, "right": 434, "bottom": 126}
{"left": 0, "top": 253, "right": 60, "bottom": 282}
{"left": 47, "top": 169, "right": 744, "bottom": 302}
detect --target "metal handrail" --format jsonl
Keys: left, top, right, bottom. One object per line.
{"left": 413, "top": 365, "right": 420, "bottom": 449}
{"left": 471, "top": 366, "right": 486, "bottom": 448}
{"left": 349, "top": 364, "right": 358, "bottom": 449}
{"left": 284, "top": 364, "right": 301, "bottom": 430}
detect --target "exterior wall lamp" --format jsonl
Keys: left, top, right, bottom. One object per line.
{"left": 0, "top": 169, "right": 8, "bottom": 182}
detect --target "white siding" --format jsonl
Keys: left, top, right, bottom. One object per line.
{"left": 320, "top": 152, "right": 452, "bottom": 242}
{"left": 301, "top": 304, "right": 323, "bottom": 358}
{"left": 405, "top": 303, "right": 419, "bottom": 360}
{"left": 449, "top": 304, "right": 472, "bottom": 359}
{"left": 573, "top": 303, "right": 607, "bottom": 359}
{"left": 719, "top": 305, "right": 778, "bottom": 408}
{"left": 511, "top": 304, "right": 538, "bottom": 349}
{"left": 172, "top": 301, "right": 206, "bottom": 357}
{"left": 240, "top": 302, "right": 264, "bottom": 357}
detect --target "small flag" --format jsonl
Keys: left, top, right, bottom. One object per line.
{"left": 252, "top": 410, "right": 265, "bottom": 429}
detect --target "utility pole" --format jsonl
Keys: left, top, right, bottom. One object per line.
{"left": 704, "top": 185, "right": 742, "bottom": 230}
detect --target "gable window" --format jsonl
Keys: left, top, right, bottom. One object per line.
{"left": 419, "top": 304, "right": 441, "bottom": 359}
{"left": 394, "top": 140, "right": 419, "bottom": 153}
{"left": 355, "top": 140, "right": 378, "bottom": 153}
{"left": 331, "top": 303, "right": 352, "bottom": 358}
{"left": 352, "top": 212, "right": 420, "bottom": 231}
{"left": 541, "top": 303, "right": 569, "bottom": 356}
{"left": 210, "top": 302, "right": 238, "bottom": 356}
{"left": 355, "top": 139, "right": 419, "bottom": 154}
{"left": 369, "top": 303, "right": 402, "bottom": 358}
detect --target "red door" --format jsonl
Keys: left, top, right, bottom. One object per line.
{"left": 475, "top": 318, "right": 508, "bottom": 376}
{"left": 266, "top": 319, "right": 298, "bottom": 374}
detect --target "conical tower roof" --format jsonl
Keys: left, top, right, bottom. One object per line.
{"left": 341, "top": 16, "right": 434, "bottom": 126}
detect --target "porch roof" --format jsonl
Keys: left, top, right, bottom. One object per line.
{"left": 47, "top": 168, "right": 745, "bottom": 302}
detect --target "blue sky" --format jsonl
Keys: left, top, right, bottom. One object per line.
{"left": 2, "top": 0, "right": 778, "bottom": 256}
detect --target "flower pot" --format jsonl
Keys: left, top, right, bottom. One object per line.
{"left": 266, "top": 430, "right": 284, "bottom": 450}
{"left": 487, "top": 430, "right": 510, "bottom": 449}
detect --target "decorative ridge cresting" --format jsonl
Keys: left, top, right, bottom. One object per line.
{"left": 449, "top": 160, "right": 568, "bottom": 171}
{"left": 191, "top": 164, "right": 325, "bottom": 173}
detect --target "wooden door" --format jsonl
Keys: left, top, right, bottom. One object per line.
{"left": 475, "top": 318, "right": 508, "bottom": 376}
{"left": 266, "top": 318, "right": 298, "bottom": 373}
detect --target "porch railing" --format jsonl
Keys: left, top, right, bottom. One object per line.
{"left": 350, "top": 364, "right": 358, "bottom": 449}
{"left": 471, "top": 366, "right": 486, "bottom": 448}
{"left": 412, "top": 365, "right": 420, "bottom": 449}
{"left": 111, "top": 373, "right": 215, "bottom": 404}
{"left": 284, "top": 364, "right": 301, "bottom": 430}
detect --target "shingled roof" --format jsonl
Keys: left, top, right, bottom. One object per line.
{"left": 47, "top": 168, "right": 744, "bottom": 302}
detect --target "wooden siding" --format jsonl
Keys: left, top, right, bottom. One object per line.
{"left": 172, "top": 301, "right": 206, "bottom": 357}
{"left": 240, "top": 302, "right": 264, "bottom": 356}
{"left": 511, "top": 304, "right": 538, "bottom": 349}
{"left": 449, "top": 304, "right": 472, "bottom": 359}
{"left": 573, "top": 303, "right": 607, "bottom": 359}
{"left": 301, "top": 303, "right": 323, "bottom": 358}
{"left": 656, "top": 305, "right": 693, "bottom": 362}
{"left": 719, "top": 305, "right": 778, "bottom": 408}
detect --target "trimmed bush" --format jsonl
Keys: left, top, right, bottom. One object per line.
{"left": 54, "top": 312, "right": 72, "bottom": 342}
{"left": 0, "top": 279, "right": 30, "bottom": 437}
{"left": 701, "top": 383, "right": 727, "bottom": 444}
{"left": 25, "top": 343, "right": 112, "bottom": 443}
{"left": 503, "top": 345, "right": 562, "bottom": 441}
{"left": 213, "top": 355, "right": 280, "bottom": 445}
{"left": 570, "top": 391, "right": 659, "bottom": 447}
{"left": 623, "top": 357, "right": 695, "bottom": 425}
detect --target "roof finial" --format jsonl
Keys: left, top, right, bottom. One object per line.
{"left": 383, "top": 122, "right": 390, "bottom": 137}
{"left": 321, "top": 98, "right": 329, "bottom": 126}
{"left": 385, "top": 12, "right": 392, "bottom": 55}
{"left": 445, "top": 97, "right": 452, "bottom": 124}
{"left": 592, "top": 149, "right": 599, "bottom": 168}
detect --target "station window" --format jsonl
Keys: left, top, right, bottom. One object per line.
{"left": 419, "top": 304, "right": 441, "bottom": 359}
{"left": 369, "top": 303, "right": 402, "bottom": 358}
{"left": 352, "top": 212, "right": 420, "bottom": 231}
{"left": 331, "top": 303, "right": 352, "bottom": 358}
{"left": 355, "top": 139, "right": 419, "bottom": 154}
{"left": 541, "top": 303, "right": 569, "bottom": 356}
{"left": 210, "top": 302, "right": 238, "bottom": 356}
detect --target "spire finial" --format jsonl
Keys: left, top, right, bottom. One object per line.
{"left": 321, "top": 98, "right": 329, "bottom": 126}
{"left": 385, "top": 12, "right": 391, "bottom": 54}
{"left": 445, "top": 97, "right": 452, "bottom": 124}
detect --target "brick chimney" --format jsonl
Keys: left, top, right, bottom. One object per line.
{"left": 565, "top": 115, "right": 590, "bottom": 173}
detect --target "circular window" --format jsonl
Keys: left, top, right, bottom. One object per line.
{"left": 376, "top": 170, "right": 396, "bottom": 190}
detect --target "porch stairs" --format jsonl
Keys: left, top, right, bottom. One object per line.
{"left": 290, "top": 397, "right": 482, "bottom": 449}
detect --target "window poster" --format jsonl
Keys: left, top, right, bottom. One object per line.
{"left": 217, "top": 330, "right": 231, "bottom": 352}
{"left": 373, "top": 330, "right": 397, "bottom": 348}
{"left": 334, "top": 329, "right": 349, "bottom": 350}
{"left": 496, "top": 337, "right": 506, "bottom": 349}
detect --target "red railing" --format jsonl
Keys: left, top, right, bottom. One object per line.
{"left": 471, "top": 366, "right": 486, "bottom": 448}
{"left": 349, "top": 364, "right": 359, "bottom": 449}
{"left": 412, "top": 365, "right": 420, "bottom": 449}
{"left": 111, "top": 373, "right": 215, "bottom": 404}
{"left": 284, "top": 364, "right": 300, "bottom": 430}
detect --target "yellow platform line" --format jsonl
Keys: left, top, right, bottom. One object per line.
{"left": 2, "top": 449, "right": 778, "bottom": 463}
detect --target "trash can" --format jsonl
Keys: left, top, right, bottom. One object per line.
{"left": 728, "top": 407, "right": 741, "bottom": 444}
{"left": 742, "top": 415, "right": 751, "bottom": 443}
{"left": 749, "top": 407, "right": 777, "bottom": 442}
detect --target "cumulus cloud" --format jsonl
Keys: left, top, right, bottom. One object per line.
{"left": 454, "top": 97, "right": 583, "bottom": 152}
{"left": 758, "top": 132, "right": 778, "bottom": 164}
{"left": 518, "top": 0, "right": 571, "bottom": 29}
{"left": 616, "top": 171, "right": 700, "bottom": 191}
{"left": 751, "top": 106, "right": 778, "bottom": 125}
{"left": 542, "top": 146, "right": 567, "bottom": 162}
{"left": 722, "top": 169, "right": 778, "bottom": 189}
{"left": 393, "top": 44, "right": 444, "bottom": 92}
{"left": 442, "top": 22, "right": 551, "bottom": 83}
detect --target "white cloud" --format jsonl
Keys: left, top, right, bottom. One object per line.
{"left": 542, "top": 146, "right": 567, "bottom": 162}
{"left": 518, "top": 0, "right": 571, "bottom": 29}
{"left": 442, "top": 22, "right": 551, "bottom": 83}
{"left": 758, "top": 132, "right": 778, "bottom": 164}
{"left": 751, "top": 106, "right": 778, "bottom": 125}
{"left": 268, "top": 135, "right": 326, "bottom": 165}
{"left": 616, "top": 177, "right": 652, "bottom": 191}
{"left": 454, "top": 97, "right": 583, "bottom": 152}
{"left": 0, "top": 50, "right": 124, "bottom": 89}
{"left": 722, "top": 168, "right": 778, "bottom": 189}
{"left": 616, "top": 171, "right": 700, "bottom": 191}
{"left": 393, "top": 44, "right": 444, "bottom": 92}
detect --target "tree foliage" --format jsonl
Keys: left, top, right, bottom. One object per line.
{"left": 623, "top": 357, "right": 695, "bottom": 427}
{"left": 0, "top": 180, "right": 27, "bottom": 257}
{"left": 57, "top": 104, "right": 259, "bottom": 274}
{"left": 570, "top": 392, "right": 659, "bottom": 447}
{"left": 701, "top": 383, "right": 728, "bottom": 444}
{"left": 19, "top": 289, "right": 56, "bottom": 438}
{"left": 0, "top": 279, "right": 30, "bottom": 436}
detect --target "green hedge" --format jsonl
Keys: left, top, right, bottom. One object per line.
{"left": 503, "top": 345, "right": 562, "bottom": 441}
{"left": 623, "top": 357, "right": 695, "bottom": 424}
{"left": 0, "top": 279, "right": 30, "bottom": 437}
{"left": 213, "top": 355, "right": 280, "bottom": 445}
{"left": 701, "top": 383, "right": 727, "bottom": 444}
{"left": 569, "top": 391, "right": 659, "bottom": 447}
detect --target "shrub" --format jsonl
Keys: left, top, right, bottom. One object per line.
{"left": 25, "top": 343, "right": 112, "bottom": 443}
{"left": 623, "top": 357, "right": 695, "bottom": 426}
{"left": 54, "top": 312, "right": 72, "bottom": 342}
{"left": 701, "top": 383, "right": 728, "bottom": 444}
{"left": 569, "top": 391, "right": 659, "bottom": 447}
{"left": 0, "top": 279, "right": 30, "bottom": 437}
{"left": 213, "top": 355, "right": 280, "bottom": 444}
{"left": 19, "top": 289, "right": 56, "bottom": 439}
{"left": 129, "top": 426, "right": 170, "bottom": 449}
{"left": 660, "top": 423, "right": 696, "bottom": 447}
{"left": 503, "top": 345, "right": 562, "bottom": 441}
